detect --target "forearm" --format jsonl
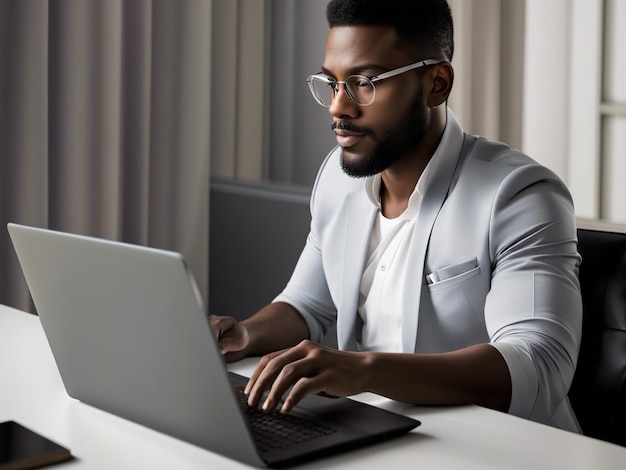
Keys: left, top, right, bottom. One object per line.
{"left": 241, "top": 302, "right": 310, "bottom": 356}
{"left": 362, "top": 343, "right": 512, "bottom": 411}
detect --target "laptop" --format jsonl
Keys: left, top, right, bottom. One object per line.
{"left": 7, "top": 223, "right": 420, "bottom": 468}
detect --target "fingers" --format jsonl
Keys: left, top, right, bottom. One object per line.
{"left": 244, "top": 348, "right": 292, "bottom": 406}
{"left": 245, "top": 341, "right": 333, "bottom": 412}
{"left": 244, "top": 349, "right": 284, "bottom": 394}
{"left": 281, "top": 375, "right": 328, "bottom": 412}
{"left": 209, "top": 315, "right": 233, "bottom": 339}
{"left": 208, "top": 314, "right": 222, "bottom": 338}
{"left": 208, "top": 315, "right": 248, "bottom": 356}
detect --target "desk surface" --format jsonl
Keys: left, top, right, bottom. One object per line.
{"left": 2, "top": 304, "right": 625, "bottom": 469}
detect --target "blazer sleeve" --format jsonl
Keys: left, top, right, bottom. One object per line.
{"left": 484, "top": 164, "right": 582, "bottom": 425}
{"left": 272, "top": 151, "right": 339, "bottom": 343}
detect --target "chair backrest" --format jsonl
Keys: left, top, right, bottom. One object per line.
{"left": 208, "top": 178, "right": 311, "bottom": 321}
{"left": 569, "top": 228, "right": 626, "bottom": 446}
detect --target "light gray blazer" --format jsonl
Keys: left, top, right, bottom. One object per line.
{"left": 274, "top": 111, "right": 582, "bottom": 431}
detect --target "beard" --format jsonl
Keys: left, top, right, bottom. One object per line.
{"left": 337, "top": 93, "right": 429, "bottom": 178}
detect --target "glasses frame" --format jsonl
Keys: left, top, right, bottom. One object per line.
{"left": 306, "top": 58, "right": 444, "bottom": 107}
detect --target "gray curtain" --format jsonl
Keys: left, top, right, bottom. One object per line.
{"left": 0, "top": 0, "right": 211, "bottom": 312}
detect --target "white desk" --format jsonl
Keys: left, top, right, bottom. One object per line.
{"left": 2, "top": 304, "right": 625, "bottom": 469}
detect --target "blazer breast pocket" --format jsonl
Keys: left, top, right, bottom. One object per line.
{"left": 426, "top": 258, "right": 481, "bottom": 292}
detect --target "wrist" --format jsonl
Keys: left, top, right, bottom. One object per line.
{"left": 238, "top": 320, "right": 256, "bottom": 355}
{"left": 355, "top": 351, "right": 377, "bottom": 393}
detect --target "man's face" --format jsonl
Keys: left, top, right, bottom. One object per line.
{"left": 322, "top": 26, "right": 430, "bottom": 178}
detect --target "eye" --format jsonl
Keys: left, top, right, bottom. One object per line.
{"left": 351, "top": 76, "right": 372, "bottom": 88}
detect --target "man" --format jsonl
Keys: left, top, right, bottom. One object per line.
{"left": 210, "top": 0, "right": 582, "bottom": 432}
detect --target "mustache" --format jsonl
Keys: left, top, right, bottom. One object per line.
{"left": 331, "top": 121, "right": 373, "bottom": 136}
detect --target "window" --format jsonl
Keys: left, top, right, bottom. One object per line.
{"left": 601, "top": 0, "right": 626, "bottom": 224}
{"left": 566, "top": 0, "right": 626, "bottom": 226}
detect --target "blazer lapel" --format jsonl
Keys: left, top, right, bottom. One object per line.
{"left": 401, "top": 186, "right": 449, "bottom": 352}
{"left": 401, "top": 114, "right": 467, "bottom": 352}
{"left": 336, "top": 190, "right": 376, "bottom": 351}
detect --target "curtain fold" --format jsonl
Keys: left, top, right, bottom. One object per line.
{"left": 0, "top": 0, "right": 211, "bottom": 312}
{"left": 448, "top": 0, "right": 524, "bottom": 145}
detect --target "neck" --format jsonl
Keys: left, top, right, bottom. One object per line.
{"left": 379, "top": 106, "right": 447, "bottom": 218}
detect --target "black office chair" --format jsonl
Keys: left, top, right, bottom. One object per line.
{"left": 568, "top": 228, "right": 626, "bottom": 446}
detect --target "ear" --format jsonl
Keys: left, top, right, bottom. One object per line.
{"left": 426, "top": 62, "right": 454, "bottom": 107}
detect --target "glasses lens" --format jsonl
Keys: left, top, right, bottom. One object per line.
{"left": 308, "top": 76, "right": 334, "bottom": 107}
{"left": 306, "top": 75, "right": 376, "bottom": 107}
{"left": 345, "top": 76, "right": 375, "bottom": 106}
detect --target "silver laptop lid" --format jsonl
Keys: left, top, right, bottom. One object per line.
{"left": 7, "top": 223, "right": 264, "bottom": 467}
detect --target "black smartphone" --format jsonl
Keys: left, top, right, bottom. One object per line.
{"left": 0, "top": 421, "right": 72, "bottom": 469}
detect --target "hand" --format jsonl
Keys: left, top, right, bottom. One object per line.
{"left": 244, "top": 340, "right": 369, "bottom": 412}
{"left": 209, "top": 315, "right": 250, "bottom": 362}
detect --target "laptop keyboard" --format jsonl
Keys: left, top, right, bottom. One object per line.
{"left": 236, "top": 388, "right": 337, "bottom": 452}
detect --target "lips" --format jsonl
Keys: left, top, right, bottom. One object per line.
{"left": 334, "top": 129, "right": 365, "bottom": 148}
{"left": 333, "top": 126, "right": 367, "bottom": 148}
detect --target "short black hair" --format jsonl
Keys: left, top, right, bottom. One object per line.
{"left": 326, "top": 0, "right": 454, "bottom": 62}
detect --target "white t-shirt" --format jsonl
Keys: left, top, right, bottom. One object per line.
{"left": 356, "top": 143, "right": 447, "bottom": 352}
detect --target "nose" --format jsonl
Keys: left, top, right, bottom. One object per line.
{"left": 328, "top": 84, "right": 359, "bottom": 119}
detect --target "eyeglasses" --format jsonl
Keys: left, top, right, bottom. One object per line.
{"left": 306, "top": 59, "right": 444, "bottom": 107}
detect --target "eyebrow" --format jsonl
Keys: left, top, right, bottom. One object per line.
{"left": 320, "top": 63, "right": 390, "bottom": 78}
